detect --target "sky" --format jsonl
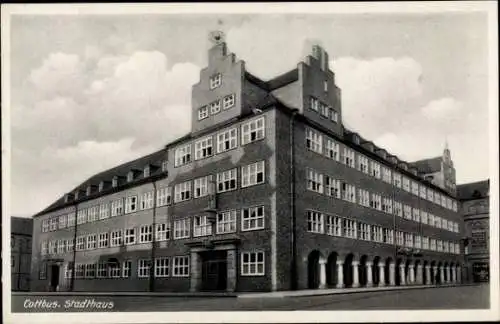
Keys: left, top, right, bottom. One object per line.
{"left": 6, "top": 9, "right": 492, "bottom": 217}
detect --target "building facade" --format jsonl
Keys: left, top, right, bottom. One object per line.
{"left": 457, "top": 180, "right": 490, "bottom": 282}
{"left": 11, "top": 216, "right": 33, "bottom": 291}
{"left": 30, "top": 35, "right": 465, "bottom": 293}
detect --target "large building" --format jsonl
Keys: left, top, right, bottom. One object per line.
{"left": 30, "top": 34, "right": 465, "bottom": 292}
{"left": 457, "top": 180, "right": 490, "bottom": 282}
{"left": 11, "top": 216, "right": 33, "bottom": 291}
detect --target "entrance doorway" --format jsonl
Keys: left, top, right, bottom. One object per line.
{"left": 50, "top": 264, "right": 60, "bottom": 291}
{"left": 201, "top": 250, "right": 227, "bottom": 291}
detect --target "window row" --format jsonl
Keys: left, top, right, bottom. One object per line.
{"left": 306, "top": 168, "right": 460, "bottom": 233}
{"left": 174, "top": 116, "right": 265, "bottom": 167}
{"left": 197, "top": 93, "right": 236, "bottom": 120}
{"left": 309, "top": 96, "right": 339, "bottom": 123}
{"left": 305, "top": 127, "right": 458, "bottom": 212}
{"left": 306, "top": 210, "right": 461, "bottom": 254}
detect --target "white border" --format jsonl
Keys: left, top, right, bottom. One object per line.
{"left": 2, "top": 2, "right": 499, "bottom": 323}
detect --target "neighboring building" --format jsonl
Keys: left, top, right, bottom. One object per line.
{"left": 457, "top": 180, "right": 490, "bottom": 282}
{"left": 410, "top": 141, "right": 457, "bottom": 196}
{"left": 30, "top": 33, "right": 465, "bottom": 293}
{"left": 11, "top": 216, "right": 33, "bottom": 291}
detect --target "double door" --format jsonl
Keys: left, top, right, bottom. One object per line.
{"left": 201, "top": 250, "right": 227, "bottom": 291}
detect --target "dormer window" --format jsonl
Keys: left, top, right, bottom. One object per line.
{"left": 161, "top": 160, "right": 168, "bottom": 172}
{"left": 112, "top": 176, "right": 118, "bottom": 188}
{"left": 64, "top": 193, "right": 73, "bottom": 203}
{"left": 401, "top": 163, "right": 408, "bottom": 171}
{"left": 209, "top": 73, "right": 222, "bottom": 90}
{"left": 86, "top": 185, "right": 92, "bottom": 196}
{"left": 99, "top": 181, "right": 104, "bottom": 192}
{"left": 144, "top": 166, "right": 151, "bottom": 178}
{"left": 127, "top": 171, "right": 134, "bottom": 183}
{"left": 353, "top": 135, "right": 360, "bottom": 145}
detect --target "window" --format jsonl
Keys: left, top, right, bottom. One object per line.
{"left": 58, "top": 214, "right": 67, "bottom": 229}
{"left": 428, "top": 213, "right": 435, "bottom": 227}
{"left": 421, "top": 211, "right": 428, "bottom": 224}
{"left": 217, "top": 210, "right": 237, "bottom": 234}
{"left": 358, "top": 155, "right": 369, "bottom": 174}
{"left": 422, "top": 237, "right": 430, "bottom": 250}
{"left": 174, "top": 218, "right": 191, "bottom": 239}
{"left": 209, "top": 100, "right": 221, "bottom": 114}
{"left": 67, "top": 213, "right": 75, "bottom": 227}
{"left": 144, "top": 166, "right": 150, "bottom": 178}
{"left": 382, "top": 198, "right": 393, "bottom": 214}
{"left": 411, "top": 181, "right": 419, "bottom": 196}
{"left": 217, "top": 128, "right": 238, "bottom": 153}
{"left": 87, "top": 206, "right": 98, "bottom": 222}
{"left": 85, "top": 263, "right": 96, "bottom": 278}
{"left": 57, "top": 240, "right": 65, "bottom": 254}
{"left": 124, "top": 228, "right": 136, "bottom": 245}
{"left": 412, "top": 208, "right": 420, "bottom": 222}
{"left": 66, "top": 239, "right": 74, "bottom": 252}
{"left": 370, "top": 193, "right": 381, "bottom": 210}
{"left": 242, "top": 206, "right": 265, "bottom": 231}
{"left": 325, "top": 176, "right": 341, "bottom": 198}
{"left": 241, "top": 251, "right": 264, "bottom": 276}
{"left": 194, "top": 215, "right": 213, "bottom": 237}
{"left": 372, "top": 226, "right": 383, "bottom": 242}
{"left": 435, "top": 216, "right": 442, "bottom": 228}
{"left": 39, "top": 262, "right": 47, "bottom": 279}
{"left": 341, "top": 182, "right": 356, "bottom": 203}
{"left": 74, "top": 263, "right": 85, "bottom": 279}
{"left": 98, "top": 232, "right": 109, "bottom": 248}
{"left": 76, "top": 236, "right": 85, "bottom": 251}
{"left": 404, "top": 233, "right": 414, "bottom": 247}
{"left": 325, "top": 138, "right": 340, "bottom": 161}
{"left": 155, "top": 257, "right": 170, "bottom": 277}
{"left": 452, "top": 201, "right": 458, "bottom": 212}
{"left": 326, "top": 215, "right": 342, "bottom": 236}
{"left": 396, "top": 231, "right": 404, "bottom": 246}
{"left": 99, "top": 203, "right": 109, "bottom": 220}
{"left": 454, "top": 222, "right": 459, "bottom": 233}
{"left": 241, "top": 117, "right": 265, "bottom": 145}
{"left": 138, "top": 259, "right": 151, "bottom": 278}
{"left": 155, "top": 223, "right": 171, "bottom": 241}
{"left": 198, "top": 106, "right": 209, "bottom": 120}
{"left": 319, "top": 102, "right": 329, "bottom": 118}
{"left": 174, "top": 144, "right": 192, "bottom": 167}
{"left": 109, "top": 262, "right": 121, "bottom": 278}
{"left": 427, "top": 189, "right": 434, "bottom": 201}
{"left": 173, "top": 256, "right": 190, "bottom": 277}
{"left": 419, "top": 185, "right": 427, "bottom": 198}
{"left": 402, "top": 177, "right": 410, "bottom": 192}
{"left": 140, "top": 191, "right": 154, "bottom": 210}
{"left": 223, "top": 94, "right": 235, "bottom": 110}
{"left": 111, "top": 199, "right": 123, "bottom": 217}
{"left": 161, "top": 160, "right": 168, "bottom": 173}
{"left": 48, "top": 240, "right": 57, "bottom": 254}
{"left": 194, "top": 175, "right": 211, "bottom": 198}
{"left": 305, "top": 128, "right": 323, "bottom": 154}
{"left": 343, "top": 219, "right": 357, "bottom": 238}
{"left": 122, "top": 260, "right": 131, "bottom": 278}
{"left": 209, "top": 73, "right": 222, "bottom": 89}
{"left": 112, "top": 176, "right": 118, "bottom": 188}
{"left": 434, "top": 192, "right": 441, "bottom": 205}
{"left": 86, "top": 234, "right": 97, "bottom": 250}
{"left": 139, "top": 225, "right": 153, "bottom": 243}
{"left": 447, "top": 198, "right": 453, "bottom": 210}
{"left": 307, "top": 211, "right": 324, "bottom": 233}
{"left": 217, "top": 169, "right": 237, "bottom": 193}
{"left": 97, "top": 262, "right": 107, "bottom": 278}
{"left": 41, "top": 241, "right": 48, "bottom": 255}
{"left": 195, "top": 136, "right": 213, "bottom": 160}
{"left": 370, "top": 161, "right": 381, "bottom": 179}
{"left": 393, "top": 172, "right": 402, "bottom": 188}
{"left": 383, "top": 229, "right": 394, "bottom": 244}
{"left": 157, "top": 187, "right": 172, "bottom": 206}
{"left": 309, "top": 97, "right": 319, "bottom": 111}
{"left": 403, "top": 204, "right": 412, "bottom": 219}
{"left": 437, "top": 240, "right": 443, "bottom": 252}
{"left": 382, "top": 167, "right": 392, "bottom": 183}
{"left": 358, "top": 223, "right": 371, "bottom": 241}
{"left": 64, "top": 262, "right": 74, "bottom": 279}
{"left": 174, "top": 181, "right": 192, "bottom": 202}
{"left": 430, "top": 239, "right": 436, "bottom": 251}
{"left": 358, "top": 188, "right": 370, "bottom": 207}
{"left": 110, "top": 230, "right": 123, "bottom": 247}
{"left": 331, "top": 109, "right": 339, "bottom": 123}
{"left": 242, "top": 161, "right": 265, "bottom": 187}
{"left": 394, "top": 201, "right": 403, "bottom": 217}
{"left": 125, "top": 196, "right": 138, "bottom": 214}
{"left": 307, "top": 169, "right": 323, "bottom": 194}
{"left": 49, "top": 217, "right": 58, "bottom": 231}
{"left": 42, "top": 219, "right": 49, "bottom": 232}
{"left": 343, "top": 147, "right": 355, "bottom": 168}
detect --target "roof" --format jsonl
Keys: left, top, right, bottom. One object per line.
{"left": 410, "top": 157, "right": 442, "bottom": 174}
{"left": 35, "top": 148, "right": 168, "bottom": 217}
{"left": 11, "top": 217, "right": 33, "bottom": 236}
{"left": 457, "top": 180, "right": 489, "bottom": 200}
{"left": 244, "top": 69, "right": 299, "bottom": 92}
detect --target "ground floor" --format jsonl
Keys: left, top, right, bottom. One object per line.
{"left": 466, "top": 254, "right": 489, "bottom": 282}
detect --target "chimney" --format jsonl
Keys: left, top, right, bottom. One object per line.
{"left": 311, "top": 44, "right": 329, "bottom": 72}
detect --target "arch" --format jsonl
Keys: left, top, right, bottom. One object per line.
{"left": 414, "top": 260, "right": 421, "bottom": 284}
{"left": 437, "top": 261, "right": 443, "bottom": 284}
{"left": 307, "top": 250, "right": 323, "bottom": 289}
{"left": 423, "top": 260, "right": 429, "bottom": 284}
{"left": 343, "top": 253, "right": 354, "bottom": 288}
{"left": 326, "top": 252, "right": 338, "bottom": 288}
{"left": 395, "top": 258, "right": 403, "bottom": 286}
{"left": 373, "top": 256, "right": 381, "bottom": 286}
{"left": 444, "top": 262, "right": 449, "bottom": 282}
{"left": 385, "top": 257, "right": 393, "bottom": 285}
{"left": 404, "top": 260, "right": 411, "bottom": 284}
{"left": 359, "top": 255, "right": 368, "bottom": 287}
{"left": 430, "top": 260, "right": 437, "bottom": 284}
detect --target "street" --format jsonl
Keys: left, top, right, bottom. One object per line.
{"left": 12, "top": 284, "right": 489, "bottom": 312}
